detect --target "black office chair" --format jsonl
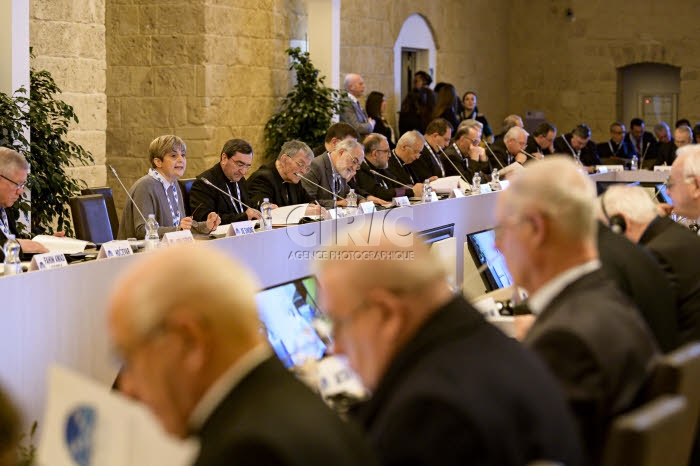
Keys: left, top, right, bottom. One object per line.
{"left": 69, "top": 194, "right": 114, "bottom": 245}
{"left": 81, "top": 186, "right": 119, "bottom": 239}
{"left": 178, "top": 178, "right": 196, "bottom": 216}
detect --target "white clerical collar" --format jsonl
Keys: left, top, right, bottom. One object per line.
{"left": 188, "top": 344, "right": 273, "bottom": 433}
{"left": 527, "top": 259, "right": 601, "bottom": 316}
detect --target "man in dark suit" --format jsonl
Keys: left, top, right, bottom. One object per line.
{"left": 312, "top": 123, "right": 359, "bottom": 157}
{"left": 552, "top": 124, "right": 601, "bottom": 172}
{"left": 597, "top": 122, "right": 635, "bottom": 162}
{"left": 601, "top": 184, "right": 700, "bottom": 345}
{"left": 0, "top": 147, "right": 48, "bottom": 261}
{"left": 301, "top": 139, "right": 364, "bottom": 209}
{"left": 496, "top": 157, "right": 658, "bottom": 464}
{"left": 440, "top": 124, "right": 489, "bottom": 183}
{"left": 386, "top": 130, "right": 426, "bottom": 189}
{"left": 489, "top": 126, "right": 530, "bottom": 168}
{"left": 525, "top": 122, "right": 557, "bottom": 160}
{"left": 624, "top": 117, "right": 657, "bottom": 161}
{"left": 313, "top": 224, "right": 585, "bottom": 466}
{"left": 108, "top": 245, "right": 379, "bottom": 466}
{"left": 667, "top": 145, "right": 700, "bottom": 225}
{"left": 412, "top": 118, "right": 451, "bottom": 180}
{"left": 339, "top": 73, "right": 375, "bottom": 142}
{"left": 247, "top": 140, "right": 320, "bottom": 212}
{"left": 189, "top": 139, "right": 261, "bottom": 225}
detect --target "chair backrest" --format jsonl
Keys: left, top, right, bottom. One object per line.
{"left": 645, "top": 342, "right": 700, "bottom": 465}
{"left": 177, "top": 178, "right": 196, "bottom": 216}
{"left": 602, "top": 395, "right": 688, "bottom": 466}
{"left": 69, "top": 194, "right": 114, "bottom": 245}
{"left": 81, "top": 186, "right": 119, "bottom": 239}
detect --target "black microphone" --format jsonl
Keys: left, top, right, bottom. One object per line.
{"left": 198, "top": 177, "right": 258, "bottom": 214}
{"left": 438, "top": 147, "right": 471, "bottom": 187}
{"left": 368, "top": 169, "right": 413, "bottom": 189}
{"left": 295, "top": 172, "right": 346, "bottom": 200}
{"left": 109, "top": 165, "right": 148, "bottom": 225}
{"left": 482, "top": 140, "right": 506, "bottom": 169}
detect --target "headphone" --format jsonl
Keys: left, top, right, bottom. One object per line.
{"left": 601, "top": 189, "right": 627, "bottom": 234}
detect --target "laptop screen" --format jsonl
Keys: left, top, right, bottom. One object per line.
{"left": 255, "top": 275, "right": 329, "bottom": 368}
{"left": 466, "top": 229, "right": 513, "bottom": 291}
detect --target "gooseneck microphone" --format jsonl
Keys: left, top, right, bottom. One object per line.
{"left": 519, "top": 149, "right": 541, "bottom": 161}
{"left": 295, "top": 172, "right": 346, "bottom": 200}
{"left": 639, "top": 142, "right": 650, "bottom": 169}
{"left": 482, "top": 140, "right": 506, "bottom": 169}
{"left": 438, "top": 147, "right": 471, "bottom": 187}
{"left": 368, "top": 169, "right": 413, "bottom": 189}
{"left": 198, "top": 177, "right": 258, "bottom": 214}
{"left": 109, "top": 165, "right": 148, "bottom": 225}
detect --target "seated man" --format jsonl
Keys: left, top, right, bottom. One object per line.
{"left": 601, "top": 184, "right": 700, "bottom": 345}
{"left": 657, "top": 125, "right": 694, "bottom": 166}
{"left": 312, "top": 225, "right": 585, "bottom": 466}
{"left": 489, "top": 126, "right": 529, "bottom": 168}
{"left": 652, "top": 122, "right": 675, "bottom": 168}
{"left": 597, "top": 122, "right": 634, "bottom": 162}
{"left": 496, "top": 157, "right": 657, "bottom": 464}
{"left": 552, "top": 124, "right": 601, "bottom": 171}
{"left": 355, "top": 133, "right": 423, "bottom": 201}
{"left": 189, "top": 139, "right": 261, "bottom": 225}
{"left": 386, "top": 130, "right": 426, "bottom": 187}
{"left": 301, "top": 139, "right": 364, "bottom": 209}
{"left": 667, "top": 144, "right": 700, "bottom": 226}
{"left": 525, "top": 122, "right": 557, "bottom": 159}
{"left": 312, "top": 123, "right": 359, "bottom": 157}
{"left": 625, "top": 117, "right": 657, "bottom": 160}
{"left": 108, "top": 245, "right": 380, "bottom": 466}
{"left": 412, "top": 118, "right": 452, "bottom": 180}
{"left": 0, "top": 147, "right": 48, "bottom": 259}
{"left": 117, "top": 135, "right": 220, "bottom": 239}
{"left": 440, "top": 123, "right": 489, "bottom": 183}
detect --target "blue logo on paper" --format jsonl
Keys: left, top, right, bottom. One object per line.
{"left": 64, "top": 405, "right": 97, "bottom": 466}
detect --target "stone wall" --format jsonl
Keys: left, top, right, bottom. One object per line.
{"left": 509, "top": 0, "right": 700, "bottom": 142}
{"left": 30, "top": 0, "right": 107, "bottom": 188}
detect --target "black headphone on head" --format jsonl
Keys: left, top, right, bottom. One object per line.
{"left": 601, "top": 189, "right": 627, "bottom": 234}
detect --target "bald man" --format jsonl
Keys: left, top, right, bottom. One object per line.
{"left": 312, "top": 227, "right": 584, "bottom": 466}
{"left": 496, "top": 157, "right": 657, "bottom": 463}
{"left": 339, "top": 73, "right": 375, "bottom": 141}
{"left": 108, "top": 245, "right": 379, "bottom": 466}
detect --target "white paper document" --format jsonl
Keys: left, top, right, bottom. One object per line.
{"left": 32, "top": 235, "right": 88, "bottom": 254}
{"left": 271, "top": 203, "right": 309, "bottom": 225}
{"left": 38, "top": 365, "right": 198, "bottom": 466}
{"left": 430, "top": 176, "right": 470, "bottom": 194}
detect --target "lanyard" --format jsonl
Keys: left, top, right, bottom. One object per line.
{"left": 608, "top": 141, "right": 621, "bottom": 157}
{"left": 0, "top": 208, "right": 10, "bottom": 237}
{"left": 148, "top": 169, "right": 181, "bottom": 227}
{"left": 453, "top": 143, "right": 468, "bottom": 168}
{"left": 425, "top": 144, "right": 446, "bottom": 177}
{"left": 392, "top": 150, "right": 417, "bottom": 184}
{"left": 225, "top": 182, "right": 242, "bottom": 214}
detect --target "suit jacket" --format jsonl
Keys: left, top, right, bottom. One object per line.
{"left": 440, "top": 144, "right": 489, "bottom": 183}
{"left": 355, "top": 159, "right": 413, "bottom": 201}
{"left": 247, "top": 161, "right": 311, "bottom": 208}
{"left": 412, "top": 145, "right": 445, "bottom": 181}
{"left": 597, "top": 223, "right": 680, "bottom": 352}
{"left": 189, "top": 163, "right": 250, "bottom": 224}
{"left": 655, "top": 141, "right": 677, "bottom": 166}
{"left": 387, "top": 151, "right": 420, "bottom": 187}
{"left": 597, "top": 139, "right": 635, "bottom": 160}
{"left": 194, "top": 356, "right": 379, "bottom": 466}
{"left": 638, "top": 216, "right": 700, "bottom": 344}
{"left": 301, "top": 153, "right": 350, "bottom": 209}
{"left": 625, "top": 131, "right": 658, "bottom": 160}
{"left": 0, "top": 207, "right": 25, "bottom": 262}
{"left": 339, "top": 95, "right": 373, "bottom": 141}
{"left": 552, "top": 134, "right": 601, "bottom": 166}
{"left": 524, "top": 270, "right": 658, "bottom": 464}
{"left": 525, "top": 136, "right": 554, "bottom": 157}
{"left": 353, "top": 295, "right": 584, "bottom": 466}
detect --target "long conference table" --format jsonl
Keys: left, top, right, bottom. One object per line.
{"left": 0, "top": 169, "right": 667, "bottom": 430}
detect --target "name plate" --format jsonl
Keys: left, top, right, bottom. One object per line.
{"left": 392, "top": 196, "right": 410, "bottom": 207}
{"left": 450, "top": 188, "right": 465, "bottom": 198}
{"left": 359, "top": 201, "right": 375, "bottom": 213}
{"left": 29, "top": 251, "right": 68, "bottom": 271}
{"left": 98, "top": 240, "right": 134, "bottom": 260}
{"left": 596, "top": 165, "right": 625, "bottom": 173}
{"left": 429, "top": 192, "right": 439, "bottom": 202}
{"left": 654, "top": 165, "right": 672, "bottom": 172}
{"left": 162, "top": 229, "right": 195, "bottom": 244}
{"left": 226, "top": 220, "right": 255, "bottom": 237}
{"left": 480, "top": 184, "right": 493, "bottom": 194}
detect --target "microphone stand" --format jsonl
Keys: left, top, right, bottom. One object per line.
{"left": 368, "top": 169, "right": 413, "bottom": 189}
{"left": 295, "top": 172, "right": 346, "bottom": 201}
{"left": 482, "top": 140, "right": 506, "bottom": 170}
{"left": 438, "top": 147, "right": 471, "bottom": 188}
{"left": 109, "top": 165, "right": 148, "bottom": 225}
{"left": 639, "top": 142, "right": 650, "bottom": 169}
{"left": 198, "top": 177, "right": 259, "bottom": 215}
{"left": 519, "top": 149, "right": 541, "bottom": 161}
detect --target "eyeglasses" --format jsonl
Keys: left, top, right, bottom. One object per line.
{"left": 666, "top": 176, "right": 695, "bottom": 190}
{"left": 375, "top": 148, "right": 391, "bottom": 155}
{"left": 344, "top": 151, "right": 362, "bottom": 169}
{"left": 0, "top": 173, "right": 27, "bottom": 191}
{"left": 464, "top": 137, "right": 481, "bottom": 147}
{"left": 286, "top": 154, "right": 310, "bottom": 173}
{"left": 230, "top": 160, "right": 252, "bottom": 170}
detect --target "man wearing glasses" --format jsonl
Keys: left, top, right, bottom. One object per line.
{"left": 440, "top": 125, "right": 489, "bottom": 182}
{"left": 0, "top": 147, "right": 48, "bottom": 261}
{"left": 301, "top": 138, "right": 365, "bottom": 209}
{"left": 190, "top": 139, "right": 262, "bottom": 225}
{"left": 525, "top": 122, "right": 557, "bottom": 161}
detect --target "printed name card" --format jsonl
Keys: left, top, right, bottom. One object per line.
{"left": 429, "top": 192, "right": 439, "bottom": 202}
{"left": 480, "top": 184, "right": 493, "bottom": 194}
{"left": 226, "top": 220, "right": 255, "bottom": 237}
{"left": 392, "top": 196, "right": 410, "bottom": 207}
{"left": 450, "top": 188, "right": 465, "bottom": 198}
{"left": 98, "top": 241, "right": 134, "bottom": 260}
{"left": 654, "top": 165, "right": 672, "bottom": 172}
{"left": 162, "top": 230, "right": 194, "bottom": 244}
{"left": 360, "top": 201, "right": 375, "bottom": 213}
{"left": 29, "top": 251, "right": 68, "bottom": 271}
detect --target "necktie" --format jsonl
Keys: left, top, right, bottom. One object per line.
{"left": 354, "top": 101, "right": 367, "bottom": 123}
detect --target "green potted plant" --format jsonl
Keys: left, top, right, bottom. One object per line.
{"left": 263, "top": 47, "right": 346, "bottom": 161}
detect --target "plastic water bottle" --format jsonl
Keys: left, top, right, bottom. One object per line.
{"left": 3, "top": 234, "right": 22, "bottom": 275}
{"left": 346, "top": 188, "right": 358, "bottom": 215}
{"left": 421, "top": 179, "right": 432, "bottom": 203}
{"left": 491, "top": 168, "right": 500, "bottom": 184}
{"left": 144, "top": 214, "right": 160, "bottom": 251}
{"left": 630, "top": 155, "right": 639, "bottom": 171}
{"left": 261, "top": 198, "right": 273, "bottom": 231}
{"left": 472, "top": 172, "right": 481, "bottom": 192}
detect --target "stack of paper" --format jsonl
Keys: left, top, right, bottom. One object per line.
{"left": 32, "top": 235, "right": 88, "bottom": 254}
